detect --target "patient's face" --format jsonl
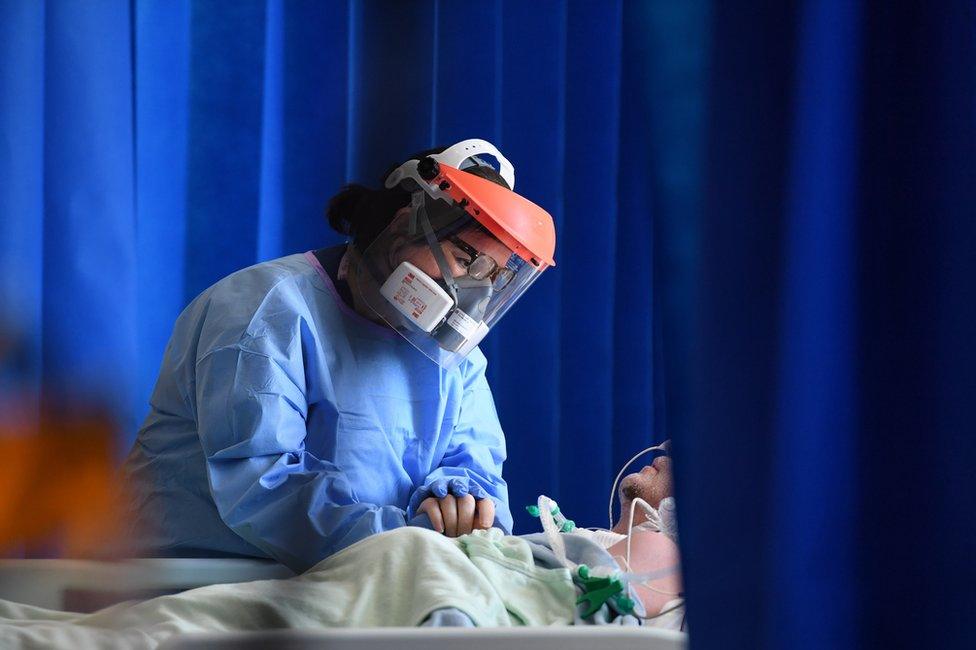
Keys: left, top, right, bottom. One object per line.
{"left": 619, "top": 456, "right": 673, "bottom": 510}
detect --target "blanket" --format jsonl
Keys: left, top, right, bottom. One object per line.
{"left": 0, "top": 527, "right": 629, "bottom": 649}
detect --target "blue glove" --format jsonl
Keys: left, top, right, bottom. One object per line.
{"left": 408, "top": 477, "right": 493, "bottom": 520}
{"left": 425, "top": 477, "right": 490, "bottom": 501}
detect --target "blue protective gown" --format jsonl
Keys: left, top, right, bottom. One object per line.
{"left": 122, "top": 249, "right": 512, "bottom": 572}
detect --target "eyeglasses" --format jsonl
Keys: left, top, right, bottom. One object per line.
{"left": 448, "top": 235, "right": 516, "bottom": 291}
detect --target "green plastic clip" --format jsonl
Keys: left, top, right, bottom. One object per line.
{"left": 614, "top": 595, "right": 636, "bottom": 614}
{"left": 526, "top": 505, "right": 541, "bottom": 517}
{"left": 575, "top": 564, "right": 627, "bottom": 618}
{"left": 560, "top": 519, "right": 576, "bottom": 533}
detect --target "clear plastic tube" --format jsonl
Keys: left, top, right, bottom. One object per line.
{"left": 572, "top": 527, "right": 627, "bottom": 549}
{"left": 622, "top": 497, "right": 682, "bottom": 597}
{"left": 537, "top": 495, "right": 573, "bottom": 570}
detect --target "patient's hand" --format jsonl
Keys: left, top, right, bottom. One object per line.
{"left": 418, "top": 495, "right": 495, "bottom": 537}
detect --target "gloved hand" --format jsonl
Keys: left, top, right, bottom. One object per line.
{"left": 415, "top": 478, "right": 494, "bottom": 537}
{"left": 657, "top": 496, "right": 679, "bottom": 543}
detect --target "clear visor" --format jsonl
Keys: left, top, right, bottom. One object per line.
{"left": 353, "top": 192, "right": 546, "bottom": 368}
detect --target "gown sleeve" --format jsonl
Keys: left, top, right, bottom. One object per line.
{"left": 406, "top": 355, "right": 514, "bottom": 533}
{"left": 195, "top": 344, "right": 409, "bottom": 572}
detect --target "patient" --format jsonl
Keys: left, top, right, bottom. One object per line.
{"left": 0, "top": 453, "right": 684, "bottom": 646}
{"left": 605, "top": 453, "right": 683, "bottom": 623}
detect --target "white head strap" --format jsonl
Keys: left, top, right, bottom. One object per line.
{"left": 384, "top": 138, "right": 515, "bottom": 192}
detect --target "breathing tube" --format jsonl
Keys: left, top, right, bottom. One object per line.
{"left": 529, "top": 493, "right": 683, "bottom": 621}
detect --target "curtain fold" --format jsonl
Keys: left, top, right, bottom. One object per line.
{"left": 23, "top": 1, "right": 137, "bottom": 420}
{"left": 559, "top": 0, "right": 622, "bottom": 526}
{"left": 767, "top": 0, "right": 860, "bottom": 646}
{"left": 678, "top": 1, "right": 976, "bottom": 648}
{"left": 134, "top": 0, "right": 190, "bottom": 426}
{"left": 0, "top": 1, "right": 45, "bottom": 397}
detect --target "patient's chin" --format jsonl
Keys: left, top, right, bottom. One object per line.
{"left": 619, "top": 476, "right": 645, "bottom": 502}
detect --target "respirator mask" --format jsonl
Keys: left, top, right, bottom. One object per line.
{"left": 352, "top": 139, "right": 556, "bottom": 369}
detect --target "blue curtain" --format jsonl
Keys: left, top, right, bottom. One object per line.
{"left": 0, "top": 0, "right": 663, "bottom": 536}
{"left": 675, "top": 1, "right": 976, "bottom": 648}
{"left": 4, "top": 1, "right": 972, "bottom": 647}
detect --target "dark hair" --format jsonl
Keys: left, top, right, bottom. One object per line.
{"left": 326, "top": 147, "right": 511, "bottom": 252}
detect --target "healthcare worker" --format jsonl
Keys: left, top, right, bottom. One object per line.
{"left": 122, "top": 140, "right": 557, "bottom": 572}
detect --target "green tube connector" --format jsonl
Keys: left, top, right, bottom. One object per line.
{"left": 614, "top": 595, "right": 636, "bottom": 614}
{"left": 575, "top": 564, "right": 627, "bottom": 618}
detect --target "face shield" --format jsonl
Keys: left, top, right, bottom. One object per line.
{"left": 353, "top": 140, "right": 556, "bottom": 368}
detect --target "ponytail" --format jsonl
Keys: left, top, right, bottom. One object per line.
{"left": 325, "top": 184, "right": 411, "bottom": 252}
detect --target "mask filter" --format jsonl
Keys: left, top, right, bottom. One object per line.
{"left": 433, "top": 275, "right": 492, "bottom": 353}
{"left": 379, "top": 262, "right": 493, "bottom": 355}
{"left": 379, "top": 262, "right": 454, "bottom": 333}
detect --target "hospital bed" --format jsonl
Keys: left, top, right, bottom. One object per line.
{"left": 0, "top": 558, "right": 687, "bottom": 649}
{"left": 163, "top": 627, "right": 686, "bottom": 649}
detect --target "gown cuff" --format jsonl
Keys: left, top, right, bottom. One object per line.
{"left": 406, "top": 477, "right": 490, "bottom": 518}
